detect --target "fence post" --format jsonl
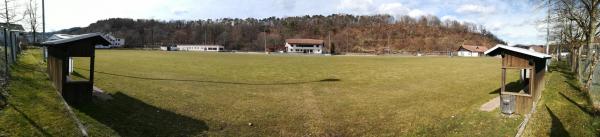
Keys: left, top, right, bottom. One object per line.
{"left": 3, "top": 28, "right": 8, "bottom": 80}
{"left": 10, "top": 31, "right": 15, "bottom": 63}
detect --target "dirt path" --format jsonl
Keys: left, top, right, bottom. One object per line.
{"left": 480, "top": 96, "right": 500, "bottom": 112}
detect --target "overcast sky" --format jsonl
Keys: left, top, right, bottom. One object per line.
{"left": 43, "top": 0, "right": 547, "bottom": 45}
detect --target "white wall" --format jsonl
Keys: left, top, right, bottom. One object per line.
{"left": 285, "top": 43, "right": 323, "bottom": 54}
{"left": 457, "top": 51, "right": 479, "bottom": 57}
{"left": 177, "top": 45, "right": 224, "bottom": 52}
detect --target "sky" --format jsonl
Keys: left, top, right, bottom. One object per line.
{"left": 43, "top": 0, "right": 548, "bottom": 45}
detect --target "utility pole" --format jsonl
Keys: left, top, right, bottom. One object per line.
{"left": 4, "top": 0, "right": 10, "bottom": 76}
{"left": 42, "top": 0, "right": 46, "bottom": 62}
{"left": 264, "top": 30, "right": 269, "bottom": 54}
{"left": 328, "top": 32, "right": 331, "bottom": 54}
{"left": 387, "top": 30, "right": 391, "bottom": 55}
{"left": 42, "top": 0, "right": 45, "bottom": 42}
{"left": 545, "top": 0, "right": 550, "bottom": 71}
{"left": 263, "top": 22, "right": 268, "bottom": 54}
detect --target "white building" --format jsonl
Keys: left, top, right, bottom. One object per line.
{"left": 161, "top": 45, "right": 224, "bottom": 52}
{"left": 285, "top": 39, "right": 324, "bottom": 54}
{"left": 96, "top": 34, "right": 125, "bottom": 49}
{"left": 457, "top": 45, "right": 489, "bottom": 57}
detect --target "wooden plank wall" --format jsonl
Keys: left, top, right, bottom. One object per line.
{"left": 47, "top": 56, "right": 63, "bottom": 92}
{"left": 500, "top": 51, "right": 539, "bottom": 115}
{"left": 515, "top": 95, "right": 532, "bottom": 114}
{"left": 502, "top": 51, "right": 531, "bottom": 68}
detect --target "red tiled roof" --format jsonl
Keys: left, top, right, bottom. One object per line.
{"left": 458, "top": 45, "right": 488, "bottom": 52}
{"left": 285, "top": 39, "right": 324, "bottom": 45}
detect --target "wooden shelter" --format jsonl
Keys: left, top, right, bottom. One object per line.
{"left": 42, "top": 33, "right": 110, "bottom": 104}
{"left": 485, "top": 45, "right": 551, "bottom": 115}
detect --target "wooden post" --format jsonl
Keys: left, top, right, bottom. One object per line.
{"left": 530, "top": 68, "right": 534, "bottom": 95}
{"left": 501, "top": 52, "right": 506, "bottom": 93}
{"left": 89, "top": 48, "right": 95, "bottom": 88}
{"left": 61, "top": 54, "right": 68, "bottom": 94}
{"left": 501, "top": 68, "right": 506, "bottom": 93}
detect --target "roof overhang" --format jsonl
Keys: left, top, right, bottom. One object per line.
{"left": 485, "top": 45, "right": 551, "bottom": 59}
{"left": 42, "top": 33, "right": 110, "bottom": 47}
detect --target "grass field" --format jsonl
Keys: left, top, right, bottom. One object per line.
{"left": 523, "top": 62, "right": 600, "bottom": 136}
{"left": 67, "top": 50, "right": 524, "bottom": 136}
{"left": 0, "top": 50, "right": 81, "bottom": 136}
{"left": 4, "top": 49, "right": 600, "bottom": 136}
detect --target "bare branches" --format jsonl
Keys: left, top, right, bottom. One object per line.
{"left": 24, "top": 0, "right": 39, "bottom": 42}
{"left": 0, "top": 0, "right": 23, "bottom": 24}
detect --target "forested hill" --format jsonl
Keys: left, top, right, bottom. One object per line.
{"left": 56, "top": 14, "right": 506, "bottom": 53}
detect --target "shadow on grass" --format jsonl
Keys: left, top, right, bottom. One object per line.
{"left": 75, "top": 67, "right": 340, "bottom": 85}
{"left": 489, "top": 81, "right": 523, "bottom": 94}
{"left": 70, "top": 71, "right": 89, "bottom": 80}
{"left": 8, "top": 104, "right": 52, "bottom": 137}
{"left": 559, "top": 92, "right": 596, "bottom": 115}
{"left": 546, "top": 105, "right": 570, "bottom": 137}
{"left": 74, "top": 92, "right": 208, "bottom": 136}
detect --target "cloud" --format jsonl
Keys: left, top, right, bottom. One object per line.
{"left": 441, "top": 15, "right": 459, "bottom": 21}
{"left": 172, "top": 9, "right": 189, "bottom": 15}
{"left": 408, "top": 9, "right": 427, "bottom": 18}
{"left": 377, "top": 3, "right": 410, "bottom": 15}
{"left": 276, "top": 0, "right": 296, "bottom": 11}
{"left": 375, "top": 2, "right": 429, "bottom": 18}
{"left": 337, "top": 0, "right": 374, "bottom": 14}
{"left": 455, "top": 4, "right": 495, "bottom": 14}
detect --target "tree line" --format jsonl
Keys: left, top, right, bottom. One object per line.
{"left": 544, "top": 0, "right": 600, "bottom": 109}
{"left": 56, "top": 14, "right": 505, "bottom": 53}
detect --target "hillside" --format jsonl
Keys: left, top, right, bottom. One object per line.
{"left": 56, "top": 14, "right": 505, "bottom": 53}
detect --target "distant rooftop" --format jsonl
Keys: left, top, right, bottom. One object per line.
{"left": 459, "top": 45, "right": 488, "bottom": 53}
{"left": 0, "top": 22, "right": 24, "bottom": 31}
{"left": 286, "top": 39, "right": 324, "bottom": 45}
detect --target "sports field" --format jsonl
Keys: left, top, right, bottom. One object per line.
{"left": 69, "top": 50, "right": 522, "bottom": 136}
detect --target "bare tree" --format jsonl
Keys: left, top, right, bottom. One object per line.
{"left": 24, "top": 0, "right": 39, "bottom": 43}
{"left": 0, "top": 0, "right": 23, "bottom": 26}
{"left": 562, "top": 0, "right": 600, "bottom": 90}
{"left": 544, "top": 0, "right": 600, "bottom": 90}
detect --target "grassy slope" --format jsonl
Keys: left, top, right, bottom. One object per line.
{"left": 72, "top": 50, "right": 523, "bottom": 136}
{"left": 0, "top": 49, "right": 82, "bottom": 136}
{"left": 523, "top": 62, "right": 600, "bottom": 136}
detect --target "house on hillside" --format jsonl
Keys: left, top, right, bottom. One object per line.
{"left": 285, "top": 39, "right": 324, "bottom": 54}
{"left": 457, "top": 45, "right": 488, "bottom": 57}
{"left": 161, "top": 44, "right": 224, "bottom": 52}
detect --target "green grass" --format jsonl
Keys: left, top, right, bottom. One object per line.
{"left": 0, "top": 49, "right": 82, "bottom": 136}
{"left": 68, "top": 50, "right": 524, "bottom": 136}
{"left": 6, "top": 49, "right": 600, "bottom": 136}
{"left": 523, "top": 62, "right": 600, "bottom": 137}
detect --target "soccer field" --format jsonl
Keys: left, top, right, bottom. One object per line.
{"left": 72, "top": 50, "right": 522, "bottom": 136}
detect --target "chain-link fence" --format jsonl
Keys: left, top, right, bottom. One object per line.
{"left": 575, "top": 44, "right": 600, "bottom": 108}
{"left": 0, "top": 28, "right": 23, "bottom": 108}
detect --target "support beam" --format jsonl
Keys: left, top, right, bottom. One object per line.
{"left": 501, "top": 68, "right": 506, "bottom": 93}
